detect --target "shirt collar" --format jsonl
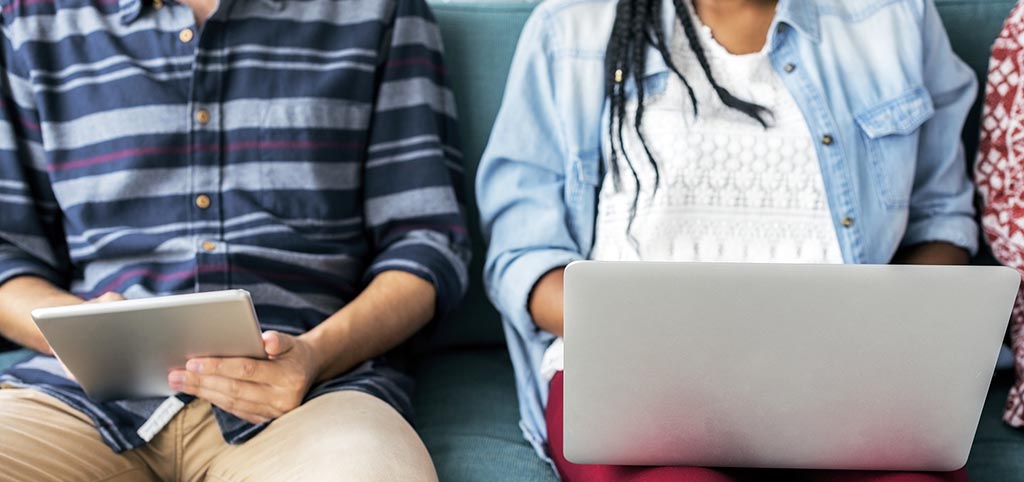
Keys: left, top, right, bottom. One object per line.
{"left": 773, "top": 0, "right": 821, "bottom": 43}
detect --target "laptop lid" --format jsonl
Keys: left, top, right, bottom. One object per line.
{"left": 563, "top": 261, "right": 1018, "bottom": 471}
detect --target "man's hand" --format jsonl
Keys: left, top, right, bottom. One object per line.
{"left": 167, "top": 331, "right": 320, "bottom": 424}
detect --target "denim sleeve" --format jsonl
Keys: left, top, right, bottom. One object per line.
{"left": 0, "top": 30, "right": 69, "bottom": 288}
{"left": 901, "top": 0, "right": 979, "bottom": 254}
{"left": 477, "top": 9, "right": 583, "bottom": 340}
{"left": 362, "top": 0, "right": 470, "bottom": 319}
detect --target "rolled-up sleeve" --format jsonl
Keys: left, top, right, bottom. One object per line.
{"left": 0, "top": 29, "right": 69, "bottom": 288}
{"left": 362, "top": 0, "right": 470, "bottom": 318}
{"left": 477, "top": 10, "right": 584, "bottom": 339}
{"left": 901, "top": 0, "right": 979, "bottom": 254}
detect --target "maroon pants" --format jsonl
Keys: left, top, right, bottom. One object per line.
{"left": 545, "top": 372, "right": 969, "bottom": 482}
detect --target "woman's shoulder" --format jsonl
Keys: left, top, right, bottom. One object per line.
{"left": 816, "top": 0, "right": 928, "bottom": 24}
{"left": 525, "top": 0, "right": 618, "bottom": 55}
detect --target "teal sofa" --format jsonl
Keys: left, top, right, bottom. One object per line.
{"left": 1, "top": 0, "right": 1022, "bottom": 480}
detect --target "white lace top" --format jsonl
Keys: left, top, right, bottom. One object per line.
{"left": 540, "top": 11, "right": 844, "bottom": 384}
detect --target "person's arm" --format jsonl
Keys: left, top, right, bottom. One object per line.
{"left": 170, "top": 272, "right": 437, "bottom": 425}
{"left": 304, "top": 271, "right": 435, "bottom": 381}
{"left": 0, "top": 277, "right": 80, "bottom": 354}
{"left": 529, "top": 268, "right": 566, "bottom": 337}
{"left": 976, "top": 5, "right": 1024, "bottom": 274}
{"left": 891, "top": 242, "right": 970, "bottom": 265}
{"left": 0, "top": 29, "right": 75, "bottom": 353}
{"left": 477, "top": 7, "right": 583, "bottom": 341}
{"left": 896, "top": 1, "right": 980, "bottom": 258}
{"left": 169, "top": 0, "right": 470, "bottom": 424}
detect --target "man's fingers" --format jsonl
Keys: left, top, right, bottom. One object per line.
{"left": 186, "top": 356, "right": 280, "bottom": 384}
{"left": 262, "top": 331, "right": 294, "bottom": 358}
{"left": 168, "top": 371, "right": 280, "bottom": 420}
{"left": 88, "top": 292, "right": 125, "bottom": 303}
{"left": 171, "top": 371, "right": 264, "bottom": 405}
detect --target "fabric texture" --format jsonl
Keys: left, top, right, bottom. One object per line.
{"left": 477, "top": 0, "right": 980, "bottom": 462}
{"left": 545, "top": 371, "right": 970, "bottom": 482}
{"left": 975, "top": 0, "right": 1024, "bottom": 429}
{"left": 0, "top": 387, "right": 437, "bottom": 482}
{"left": 0, "top": 0, "right": 469, "bottom": 452}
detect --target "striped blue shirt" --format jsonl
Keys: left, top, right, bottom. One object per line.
{"left": 0, "top": 0, "right": 469, "bottom": 452}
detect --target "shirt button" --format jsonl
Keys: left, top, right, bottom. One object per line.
{"left": 195, "top": 194, "right": 211, "bottom": 209}
{"left": 195, "top": 108, "right": 210, "bottom": 125}
{"left": 784, "top": 63, "right": 796, "bottom": 73}
{"left": 821, "top": 134, "right": 834, "bottom": 146}
{"left": 153, "top": 0, "right": 163, "bottom": 9}
{"left": 201, "top": 241, "right": 217, "bottom": 252}
{"left": 841, "top": 216, "right": 855, "bottom": 228}
{"left": 179, "top": 28, "right": 194, "bottom": 43}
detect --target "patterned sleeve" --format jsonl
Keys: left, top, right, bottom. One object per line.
{"left": 361, "top": 0, "right": 471, "bottom": 318}
{"left": 978, "top": 3, "right": 1024, "bottom": 273}
{"left": 975, "top": 2, "right": 1024, "bottom": 428}
{"left": 0, "top": 26, "right": 70, "bottom": 289}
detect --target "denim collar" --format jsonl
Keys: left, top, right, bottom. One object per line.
{"left": 773, "top": 0, "right": 821, "bottom": 43}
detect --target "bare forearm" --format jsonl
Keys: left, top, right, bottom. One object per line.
{"left": 529, "top": 267, "right": 566, "bottom": 337}
{"left": 302, "top": 270, "right": 436, "bottom": 382}
{"left": 0, "top": 276, "right": 82, "bottom": 353}
{"left": 891, "top": 242, "right": 970, "bottom": 265}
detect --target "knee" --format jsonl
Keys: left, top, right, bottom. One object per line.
{"left": 307, "top": 394, "right": 437, "bottom": 482}
{"left": 209, "top": 392, "right": 437, "bottom": 482}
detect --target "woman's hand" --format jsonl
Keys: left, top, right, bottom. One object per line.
{"left": 168, "top": 331, "right": 320, "bottom": 424}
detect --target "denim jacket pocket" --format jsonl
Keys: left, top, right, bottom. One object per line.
{"left": 854, "top": 87, "right": 935, "bottom": 209}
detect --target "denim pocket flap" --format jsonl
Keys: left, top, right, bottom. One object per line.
{"left": 854, "top": 87, "right": 935, "bottom": 139}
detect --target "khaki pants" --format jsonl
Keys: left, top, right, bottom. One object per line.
{"left": 0, "top": 388, "right": 437, "bottom": 482}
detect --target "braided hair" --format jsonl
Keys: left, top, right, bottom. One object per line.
{"left": 604, "top": 0, "right": 772, "bottom": 244}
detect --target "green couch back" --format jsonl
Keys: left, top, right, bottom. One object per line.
{"left": 421, "top": 0, "right": 1018, "bottom": 351}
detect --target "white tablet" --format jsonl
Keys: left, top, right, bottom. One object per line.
{"left": 32, "top": 289, "right": 266, "bottom": 402}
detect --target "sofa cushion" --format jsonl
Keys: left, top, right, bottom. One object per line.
{"left": 412, "top": 347, "right": 559, "bottom": 482}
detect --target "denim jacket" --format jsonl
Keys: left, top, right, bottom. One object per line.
{"left": 476, "top": 0, "right": 979, "bottom": 464}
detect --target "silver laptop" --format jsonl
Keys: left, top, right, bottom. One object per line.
{"left": 563, "top": 261, "right": 1019, "bottom": 471}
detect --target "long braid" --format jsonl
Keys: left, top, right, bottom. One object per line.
{"left": 632, "top": 0, "right": 660, "bottom": 193}
{"left": 605, "top": 0, "right": 633, "bottom": 190}
{"left": 603, "top": 0, "right": 772, "bottom": 246}
{"left": 671, "top": 0, "right": 772, "bottom": 126}
{"left": 644, "top": 0, "right": 699, "bottom": 117}
{"left": 618, "top": 0, "right": 645, "bottom": 249}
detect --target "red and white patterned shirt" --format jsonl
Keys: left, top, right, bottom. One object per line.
{"left": 975, "top": 1, "right": 1024, "bottom": 428}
